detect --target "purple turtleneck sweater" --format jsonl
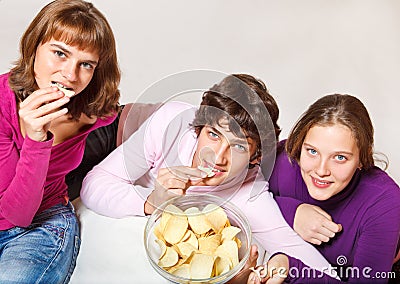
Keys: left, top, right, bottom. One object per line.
{"left": 0, "top": 72, "right": 116, "bottom": 230}
{"left": 269, "top": 141, "right": 400, "bottom": 283}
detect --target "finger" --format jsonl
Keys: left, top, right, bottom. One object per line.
{"left": 312, "top": 232, "right": 331, "bottom": 244}
{"left": 35, "top": 96, "right": 70, "bottom": 117}
{"left": 157, "top": 169, "right": 188, "bottom": 184}
{"left": 244, "top": 244, "right": 259, "bottom": 270}
{"left": 309, "top": 237, "right": 323, "bottom": 245}
{"left": 173, "top": 166, "right": 207, "bottom": 179}
{"left": 247, "top": 272, "right": 261, "bottom": 284}
{"left": 167, "top": 188, "right": 184, "bottom": 196}
{"left": 161, "top": 178, "right": 187, "bottom": 190}
{"left": 321, "top": 219, "right": 342, "bottom": 234}
{"left": 318, "top": 226, "right": 338, "bottom": 239}
{"left": 20, "top": 87, "right": 63, "bottom": 108}
{"left": 313, "top": 206, "right": 332, "bottom": 221}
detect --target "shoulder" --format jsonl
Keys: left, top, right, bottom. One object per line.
{"left": 272, "top": 140, "right": 298, "bottom": 174}
{"left": 0, "top": 73, "right": 16, "bottom": 122}
{"left": 155, "top": 101, "right": 196, "bottom": 116}
{"left": 359, "top": 167, "right": 400, "bottom": 196}
{"left": 148, "top": 101, "right": 197, "bottom": 127}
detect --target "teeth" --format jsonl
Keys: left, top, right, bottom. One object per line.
{"left": 51, "top": 82, "right": 67, "bottom": 89}
{"left": 51, "top": 82, "right": 75, "bottom": 97}
{"left": 198, "top": 165, "right": 216, "bottom": 177}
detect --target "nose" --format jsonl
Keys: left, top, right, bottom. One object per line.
{"left": 315, "top": 158, "right": 330, "bottom": 177}
{"left": 214, "top": 141, "right": 229, "bottom": 165}
{"left": 61, "top": 61, "right": 78, "bottom": 82}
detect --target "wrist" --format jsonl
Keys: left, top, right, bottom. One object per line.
{"left": 144, "top": 201, "right": 154, "bottom": 215}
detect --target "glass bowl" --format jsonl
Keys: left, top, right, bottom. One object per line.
{"left": 144, "top": 194, "right": 252, "bottom": 283}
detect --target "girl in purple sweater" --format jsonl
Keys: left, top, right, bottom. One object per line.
{"left": 251, "top": 94, "right": 400, "bottom": 283}
{"left": 0, "top": 0, "right": 120, "bottom": 282}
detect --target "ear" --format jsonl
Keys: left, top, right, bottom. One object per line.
{"left": 250, "top": 156, "right": 262, "bottom": 166}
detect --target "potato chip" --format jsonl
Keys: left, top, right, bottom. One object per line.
{"left": 221, "top": 226, "right": 241, "bottom": 242}
{"left": 190, "top": 253, "right": 215, "bottom": 279}
{"left": 170, "top": 263, "right": 191, "bottom": 278}
{"left": 198, "top": 234, "right": 221, "bottom": 255}
{"left": 163, "top": 205, "right": 188, "bottom": 245}
{"left": 185, "top": 207, "right": 212, "bottom": 235}
{"left": 214, "top": 256, "right": 231, "bottom": 275}
{"left": 183, "top": 230, "right": 198, "bottom": 249}
{"left": 155, "top": 238, "right": 167, "bottom": 259}
{"left": 174, "top": 242, "right": 197, "bottom": 258}
{"left": 158, "top": 246, "right": 179, "bottom": 268}
{"left": 219, "top": 240, "right": 239, "bottom": 267}
{"left": 164, "top": 216, "right": 188, "bottom": 245}
{"left": 203, "top": 203, "right": 228, "bottom": 233}
{"left": 214, "top": 245, "right": 233, "bottom": 268}
{"left": 197, "top": 165, "right": 215, "bottom": 177}
{"left": 153, "top": 203, "right": 242, "bottom": 280}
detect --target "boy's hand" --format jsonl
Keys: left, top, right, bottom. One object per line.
{"left": 227, "top": 244, "right": 258, "bottom": 284}
{"left": 144, "top": 166, "right": 206, "bottom": 214}
{"left": 247, "top": 254, "right": 288, "bottom": 284}
{"left": 19, "top": 86, "right": 69, "bottom": 141}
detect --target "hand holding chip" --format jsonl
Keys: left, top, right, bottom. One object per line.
{"left": 18, "top": 86, "right": 70, "bottom": 141}
{"left": 144, "top": 166, "right": 208, "bottom": 214}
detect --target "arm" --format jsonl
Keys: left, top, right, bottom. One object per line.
{"left": 81, "top": 101, "right": 197, "bottom": 218}
{"left": 81, "top": 111, "right": 160, "bottom": 218}
{"left": 0, "top": 131, "right": 53, "bottom": 227}
{"left": 242, "top": 182, "right": 340, "bottom": 282}
{"left": 0, "top": 87, "right": 67, "bottom": 227}
{"left": 269, "top": 152, "right": 341, "bottom": 244}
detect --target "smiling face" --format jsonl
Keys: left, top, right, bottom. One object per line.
{"left": 192, "top": 119, "right": 259, "bottom": 186}
{"left": 299, "top": 124, "right": 361, "bottom": 200}
{"left": 34, "top": 39, "right": 99, "bottom": 96}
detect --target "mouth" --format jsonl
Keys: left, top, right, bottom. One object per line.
{"left": 197, "top": 164, "right": 223, "bottom": 178}
{"left": 51, "top": 81, "right": 73, "bottom": 90}
{"left": 311, "top": 177, "right": 332, "bottom": 188}
{"left": 51, "top": 81, "right": 75, "bottom": 97}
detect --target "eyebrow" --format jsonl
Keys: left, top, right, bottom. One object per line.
{"left": 50, "top": 43, "right": 99, "bottom": 66}
{"left": 208, "top": 126, "right": 251, "bottom": 145}
{"left": 303, "top": 142, "right": 354, "bottom": 156}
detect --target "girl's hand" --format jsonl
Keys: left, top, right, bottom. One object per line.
{"left": 18, "top": 86, "right": 69, "bottom": 142}
{"left": 294, "top": 203, "right": 342, "bottom": 245}
{"left": 144, "top": 166, "right": 206, "bottom": 214}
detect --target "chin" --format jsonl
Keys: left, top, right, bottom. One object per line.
{"left": 309, "top": 190, "right": 332, "bottom": 201}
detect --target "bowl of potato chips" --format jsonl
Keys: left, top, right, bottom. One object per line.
{"left": 144, "top": 194, "right": 252, "bottom": 283}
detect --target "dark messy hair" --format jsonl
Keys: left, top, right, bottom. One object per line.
{"left": 192, "top": 74, "right": 281, "bottom": 167}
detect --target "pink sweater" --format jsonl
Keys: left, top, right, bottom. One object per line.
{"left": 81, "top": 101, "right": 339, "bottom": 278}
{"left": 0, "top": 72, "right": 116, "bottom": 230}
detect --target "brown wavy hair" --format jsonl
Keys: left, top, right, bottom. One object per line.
{"left": 285, "top": 94, "right": 379, "bottom": 170}
{"left": 192, "top": 74, "right": 281, "bottom": 165}
{"left": 8, "top": 0, "right": 120, "bottom": 120}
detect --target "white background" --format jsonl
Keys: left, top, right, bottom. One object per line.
{"left": 0, "top": 0, "right": 398, "bottom": 183}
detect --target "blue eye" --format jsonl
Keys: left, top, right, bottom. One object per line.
{"left": 336, "top": 155, "right": 347, "bottom": 161}
{"left": 234, "top": 144, "right": 247, "bottom": 152}
{"left": 308, "top": 148, "right": 317, "bottom": 155}
{"left": 208, "top": 131, "right": 219, "bottom": 139}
